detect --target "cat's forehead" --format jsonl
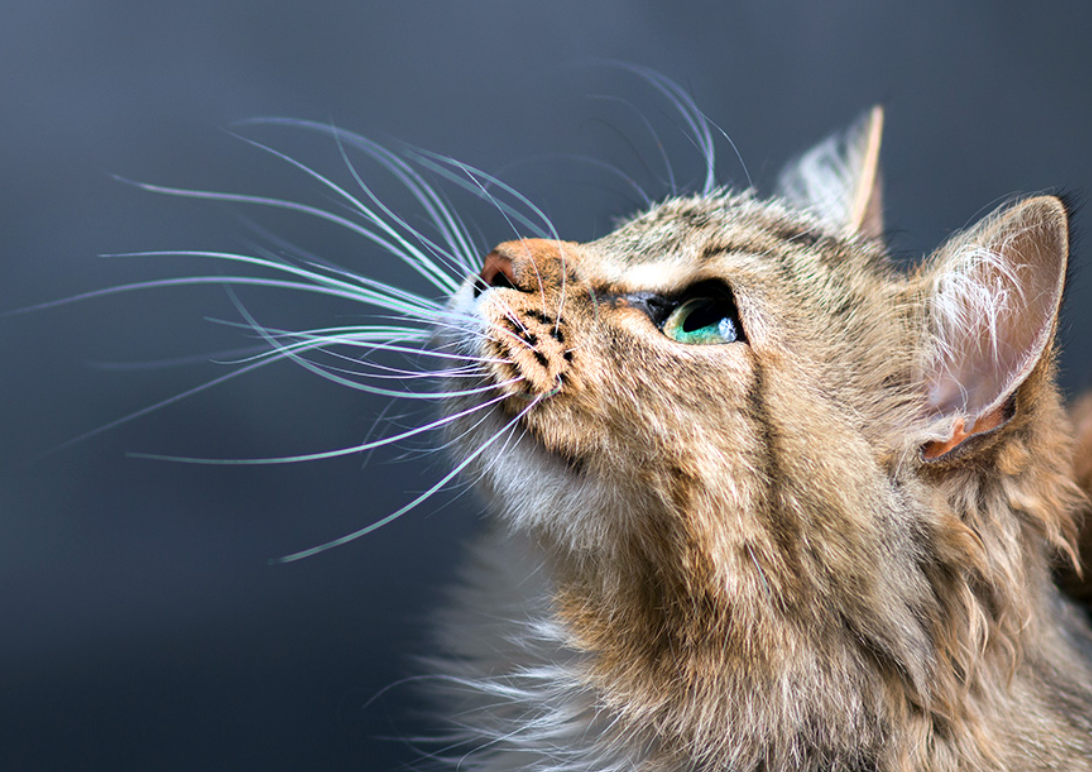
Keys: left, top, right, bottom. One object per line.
{"left": 585, "top": 191, "right": 861, "bottom": 289}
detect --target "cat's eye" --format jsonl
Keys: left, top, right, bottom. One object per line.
{"left": 662, "top": 296, "right": 742, "bottom": 345}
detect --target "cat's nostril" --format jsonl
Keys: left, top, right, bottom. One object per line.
{"left": 476, "top": 250, "right": 518, "bottom": 296}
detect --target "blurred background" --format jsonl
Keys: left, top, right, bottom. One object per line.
{"left": 3, "top": 2, "right": 1091, "bottom": 770}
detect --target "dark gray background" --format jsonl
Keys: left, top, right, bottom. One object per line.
{"left": 3, "top": 2, "right": 1091, "bottom": 770}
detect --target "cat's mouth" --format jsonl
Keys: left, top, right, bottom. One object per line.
{"left": 486, "top": 305, "right": 575, "bottom": 401}
{"left": 449, "top": 270, "right": 579, "bottom": 404}
{"left": 442, "top": 286, "right": 592, "bottom": 474}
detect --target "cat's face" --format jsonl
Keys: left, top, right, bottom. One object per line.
{"left": 445, "top": 193, "right": 910, "bottom": 561}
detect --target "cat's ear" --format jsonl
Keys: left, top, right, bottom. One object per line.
{"left": 777, "top": 106, "right": 885, "bottom": 240}
{"left": 918, "top": 196, "right": 1069, "bottom": 460}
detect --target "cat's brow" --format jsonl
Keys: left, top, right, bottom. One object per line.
{"left": 696, "top": 228, "right": 825, "bottom": 264}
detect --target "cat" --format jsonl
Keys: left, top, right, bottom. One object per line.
{"left": 421, "top": 106, "right": 1092, "bottom": 771}
{"left": 114, "top": 95, "right": 1092, "bottom": 770}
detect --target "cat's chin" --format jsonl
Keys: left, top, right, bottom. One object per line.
{"left": 442, "top": 399, "right": 635, "bottom": 553}
{"left": 451, "top": 394, "right": 585, "bottom": 484}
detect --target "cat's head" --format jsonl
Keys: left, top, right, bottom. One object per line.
{"left": 439, "top": 108, "right": 1084, "bottom": 758}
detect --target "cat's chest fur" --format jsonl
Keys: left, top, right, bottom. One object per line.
{"left": 427, "top": 107, "right": 1092, "bottom": 771}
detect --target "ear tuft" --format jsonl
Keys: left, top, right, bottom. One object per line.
{"left": 777, "top": 106, "right": 885, "bottom": 239}
{"left": 920, "top": 196, "right": 1068, "bottom": 457}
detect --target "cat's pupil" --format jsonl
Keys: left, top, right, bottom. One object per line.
{"left": 681, "top": 299, "right": 728, "bottom": 333}
{"left": 662, "top": 294, "right": 742, "bottom": 345}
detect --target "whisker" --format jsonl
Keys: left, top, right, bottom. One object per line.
{"left": 330, "top": 133, "right": 474, "bottom": 281}
{"left": 500, "top": 308, "right": 532, "bottom": 336}
{"left": 405, "top": 149, "right": 561, "bottom": 243}
{"left": 11, "top": 254, "right": 445, "bottom": 326}
{"left": 110, "top": 249, "right": 448, "bottom": 318}
{"left": 589, "top": 93, "right": 678, "bottom": 196}
{"left": 88, "top": 345, "right": 269, "bottom": 371}
{"left": 270, "top": 394, "right": 543, "bottom": 563}
{"left": 129, "top": 388, "right": 515, "bottom": 467}
{"left": 227, "top": 133, "right": 465, "bottom": 291}
{"left": 210, "top": 293, "right": 502, "bottom": 401}
{"left": 34, "top": 355, "right": 279, "bottom": 460}
{"left": 236, "top": 118, "right": 481, "bottom": 276}
{"left": 432, "top": 160, "right": 559, "bottom": 313}
{"left": 627, "top": 65, "right": 718, "bottom": 194}
{"left": 419, "top": 392, "right": 516, "bottom": 456}
{"left": 112, "top": 178, "right": 460, "bottom": 295}
{"left": 705, "top": 115, "right": 753, "bottom": 191}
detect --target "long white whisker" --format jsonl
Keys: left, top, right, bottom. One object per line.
{"left": 706, "top": 116, "right": 753, "bottom": 191}
{"left": 89, "top": 345, "right": 269, "bottom": 371}
{"left": 129, "top": 388, "right": 515, "bottom": 467}
{"left": 418, "top": 390, "right": 515, "bottom": 456}
{"left": 429, "top": 317, "right": 509, "bottom": 347}
{"left": 405, "top": 150, "right": 560, "bottom": 243}
{"left": 207, "top": 291, "right": 497, "bottom": 400}
{"left": 221, "top": 337, "right": 505, "bottom": 394}
{"left": 13, "top": 272, "right": 442, "bottom": 333}
{"left": 329, "top": 132, "right": 474, "bottom": 281}
{"left": 417, "top": 156, "right": 559, "bottom": 306}
{"left": 113, "top": 178, "right": 458, "bottom": 295}
{"left": 236, "top": 118, "right": 481, "bottom": 276}
{"left": 35, "top": 355, "right": 280, "bottom": 460}
{"left": 102, "top": 250, "right": 446, "bottom": 318}
{"left": 589, "top": 93, "right": 678, "bottom": 196}
{"left": 220, "top": 326, "right": 503, "bottom": 368}
{"left": 270, "top": 394, "right": 542, "bottom": 563}
{"left": 629, "top": 66, "right": 718, "bottom": 194}
{"left": 227, "top": 134, "right": 463, "bottom": 293}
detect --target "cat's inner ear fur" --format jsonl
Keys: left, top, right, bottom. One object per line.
{"left": 918, "top": 195, "right": 1068, "bottom": 460}
{"left": 777, "top": 105, "right": 884, "bottom": 239}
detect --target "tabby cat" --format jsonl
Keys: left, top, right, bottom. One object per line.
{"left": 425, "top": 106, "right": 1092, "bottom": 771}
{"left": 120, "top": 95, "right": 1092, "bottom": 770}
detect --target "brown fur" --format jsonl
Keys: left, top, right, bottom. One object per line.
{"left": 1060, "top": 392, "right": 1092, "bottom": 601}
{"left": 438, "top": 115, "right": 1092, "bottom": 771}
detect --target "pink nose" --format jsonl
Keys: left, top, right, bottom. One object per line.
{"left": 476, "top": 250, "right": 518, "bottom": 293}
{"left": 474, "top": 239, "right": 575, "bottom": 297}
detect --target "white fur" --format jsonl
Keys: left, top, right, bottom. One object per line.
{"left": 777, "top": 131, "right": 860, "bottom": 232}
{"left": 926, "top": 244, "right": 1024, "bottom": 417}
{"left": 430, "top": 529, "right": 653, "bottom": 772}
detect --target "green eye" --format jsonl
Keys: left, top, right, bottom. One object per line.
{"left": 662, "top": 297, "right": 740, "bottom": 345}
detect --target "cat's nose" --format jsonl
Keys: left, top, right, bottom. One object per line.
{"left": 475, "top": 250, "right": 519, "bottom": 296}
{"left": 473, "top": 239, "right": 577, "bottom": 298}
